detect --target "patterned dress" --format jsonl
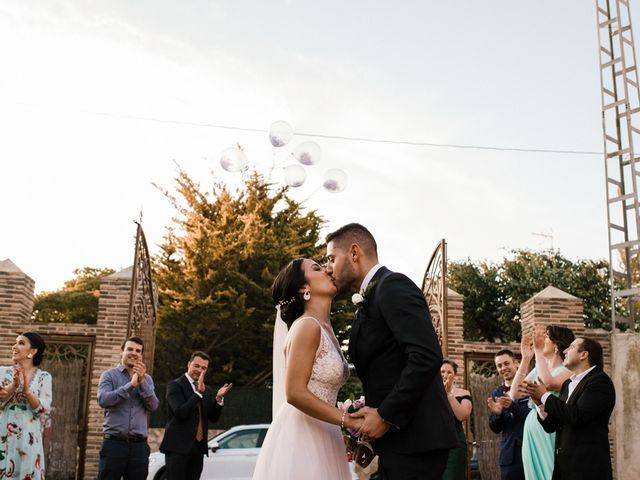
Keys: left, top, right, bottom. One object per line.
{"left": 0, "top": 367, "right": 52, "bottom": 480}
{"left": 253, "top": 316, "right": 352, "bottom": 479}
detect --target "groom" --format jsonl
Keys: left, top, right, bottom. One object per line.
{"left": 326, "top": 223, "right": 457, "bottom": 480}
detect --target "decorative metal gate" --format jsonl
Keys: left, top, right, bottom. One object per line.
{"left": 422, "top": 239, "right": 448, "bottom": 354}
{"left": 127, "top": 222, "right": 158, "bottom": 371}
{"left": 40, "top": 338, "right": 94, "bottom": 480}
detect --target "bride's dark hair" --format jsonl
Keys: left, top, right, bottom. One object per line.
{"left": 272, "top": 258, "right": 306, "bottom": 327}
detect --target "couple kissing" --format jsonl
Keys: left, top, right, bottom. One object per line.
{"left": 252, "top": 223, "right": 458, "bottom": 480}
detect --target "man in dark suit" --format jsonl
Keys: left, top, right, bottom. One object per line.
{"left": 326, "top": 223, "right": 457, "bottom": 480}
{"left": 487, "top": 349, "right": 530, "bottom": 480}
{"left": 160, "top": 351, "right": 233, "bottom": 480}
{"left": 520, "top": 337, "right": 615, "bottom": 480}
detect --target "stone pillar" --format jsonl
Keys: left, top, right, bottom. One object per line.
{"left": 83, "top": 267, "right": 133, "bottom": 479}
{"left": 611, "top": 333, "right": 640, "bottom": 480}
{"left": 0, "top": 259, "right": 35, "bottom": 362}
{"left": 520, "top": 285, "right": 584, "bottom": 338}
{"left": 445, "top": 288, "right": 466, "bottom": 386}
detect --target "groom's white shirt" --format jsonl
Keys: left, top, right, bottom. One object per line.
{"left": 360, "top": 263, "right": 382, "bottom": 293}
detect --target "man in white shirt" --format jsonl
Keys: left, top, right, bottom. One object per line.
{"left": 159, "top": 351, "right": 233, "bottom": 480}
{"left": 519, "top": 337, "right": 615, "bottom": 480}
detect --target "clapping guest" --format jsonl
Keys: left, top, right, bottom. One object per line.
{"left": 441, "top": 359, "right": 473, "bottom": 480}
{"left": 0, "top": 332, "right": 52, "bottom": 480}
{"left": 97, "top": 336, "right": 159, "bottom": 480}
{"left": 160, "top": 351, "right": 233, "bottom": 480}
{"left": 509, "top": 325, "right": 574, "bottom": 480}
{"left": 487, "top": 349, "right": 530, "bottom": 480}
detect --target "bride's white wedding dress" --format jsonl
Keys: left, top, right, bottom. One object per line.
{"left": 252, "top": 316, "right": 352, "bottom": 479}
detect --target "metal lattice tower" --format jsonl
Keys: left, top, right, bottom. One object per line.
{"left": 597, "top": 0, "right": 640, "bottom": 330}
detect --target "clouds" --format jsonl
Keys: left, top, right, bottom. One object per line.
{"left": 0, "top": 1, "right": 615, "bottom": 292}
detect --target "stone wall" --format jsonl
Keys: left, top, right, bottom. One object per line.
{"left": 611, "top": 333, "right": 640, "bottom": 480}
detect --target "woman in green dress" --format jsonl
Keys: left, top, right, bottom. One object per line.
{"left": 511, "top": 324, "right": 574, "bottom": 480}
{"left": 441, "top": 359, "right": 473, "bottom": 480}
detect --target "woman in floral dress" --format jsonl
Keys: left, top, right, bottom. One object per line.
{"left": 0, "top": 332, "right": 52, "bottom": 480}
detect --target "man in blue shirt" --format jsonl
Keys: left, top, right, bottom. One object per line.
{"left": 487, "top": 349, "right": 530, "bottom": 480}
{"left": 97, "top": 336, "right": 159, "bottom": 480}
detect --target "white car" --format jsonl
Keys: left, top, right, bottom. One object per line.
{"left": 147, "top": 424, "right": 359, "bottom": 480}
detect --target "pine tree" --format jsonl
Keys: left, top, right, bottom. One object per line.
{"left": 152, "top": 169, "right": 344, "bottom": 385}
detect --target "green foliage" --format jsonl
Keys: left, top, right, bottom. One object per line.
{"left": 152, "top": 169, "right": 353, "bottom": 385}
{"left": 448, "top": 249, "right": 610, "bottom": 342}
{"left": 32, "top": 267, "right": 115, "bottom": 323}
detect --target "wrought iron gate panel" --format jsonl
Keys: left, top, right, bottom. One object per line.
{"left": 40, "top": 338, "right": 93, "bottom": 480}
{"left": 127, "top": 222, "right": 158, "bottom": 371}
{"left": 422, "top": 239, "right": 448, "bottom": 354}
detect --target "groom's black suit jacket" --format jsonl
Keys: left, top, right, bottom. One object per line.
{"left": 159, "top": 374, "right": 223, "bottom": 456}
{"left": 538, "top": 366, "right": 615, "bottom": 480}
{"left": 349, "top": 266, "right": 458, "bottom": 455}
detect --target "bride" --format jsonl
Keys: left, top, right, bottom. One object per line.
{"left": 252, "top": 258, "right": 361, "bottom": 479}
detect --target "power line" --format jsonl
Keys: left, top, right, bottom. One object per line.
{"left": 89, "top": 109, "right": 603, "bottom": 156}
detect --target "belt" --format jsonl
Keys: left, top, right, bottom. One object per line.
{"left": 104, "top": 433, "right": 147, "bottom": 443}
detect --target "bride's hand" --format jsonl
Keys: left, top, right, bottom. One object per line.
{"left": 345, "top": 416, "right": 364, "bottom": 433}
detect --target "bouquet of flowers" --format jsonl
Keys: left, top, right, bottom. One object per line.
{"left": 337, "top": 396, "right": 376, "bottom": 468}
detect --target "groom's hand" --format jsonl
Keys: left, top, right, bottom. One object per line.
{"left": 350, "top": 407, "right": 390, "bottom": 440}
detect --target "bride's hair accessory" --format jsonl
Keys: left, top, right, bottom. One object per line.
{"left": 276, "top": 296, "right": 297, "bottom": 308}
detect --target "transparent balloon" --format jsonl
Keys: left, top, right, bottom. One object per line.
{"left": 220, "top": 147, "right": 248, "bottom": 172}
{"left": 283, "top": 164, "right": 306, "bottom": 187}
{"left": 269, "top": 121, "right": 294, "bottom": 147}
{"left": 294, "top": 141, "right": 321, "bottom": 166}
{"left": 323, "top": 168, "right": 348, "bottom": 193}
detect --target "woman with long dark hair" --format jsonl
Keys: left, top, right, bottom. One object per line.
{"left": 253, "top": 258, "right": 362, "bottom": 479}
{"left": 511, "top": 324, "right": 575, "bottom": 480}
{"left": 0, "top": 332, "right": 52, "bottom": 479}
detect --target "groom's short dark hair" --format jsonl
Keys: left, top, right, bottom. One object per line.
{"left": 326, "top": 223, "right": 378, "bottom": 257}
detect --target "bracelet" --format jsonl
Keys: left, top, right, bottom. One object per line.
{"left": 340, "top": 410, "right": 347, "bottom": 429}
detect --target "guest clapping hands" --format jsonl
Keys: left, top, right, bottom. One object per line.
{"left": 0, "top": 332, "right": 52, "bottom": 480}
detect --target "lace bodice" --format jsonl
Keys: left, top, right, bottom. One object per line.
{"left": 286, "top": 317, "right": 349, "bottom": 405}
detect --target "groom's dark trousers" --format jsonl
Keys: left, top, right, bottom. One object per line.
{"left": 349, "top": 267, "right": 458, "bottom": 480}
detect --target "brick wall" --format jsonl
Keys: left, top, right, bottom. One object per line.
{"left": 0, "top": 259, "right": 135, "bottom": 479}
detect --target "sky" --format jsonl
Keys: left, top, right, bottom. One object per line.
{"left": 0, "top": 1, "right": 626, "bottom": 293}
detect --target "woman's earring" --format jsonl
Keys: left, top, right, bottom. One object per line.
{"left": 303, "top": 291, "right": 311, "bottom": 301}
{"left": 27, "top": 353, "right": 33, "bottom": 359}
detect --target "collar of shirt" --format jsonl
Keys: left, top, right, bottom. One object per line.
{"left": 185, "top": 373, "right": 199, "bottom": 393}
{"left": 569, "top": 365, "right": 596, "bottom": 384}
{"left": 359, "top": 264, "right": 383, "bottom": 293}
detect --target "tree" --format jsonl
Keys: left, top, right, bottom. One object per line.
{"left": 152, "top": 169, "right": 352, "bottom": 385}
{"left": 448, "top": 249, "right": 610, "bottom": 342}
{"left": 32, "top": 267, "right": 116, "bottom": 323}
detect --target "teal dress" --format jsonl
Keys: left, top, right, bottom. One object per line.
{"left": 442, "top": 394, "right": 472, "bottom": 480}
{"left": 521, "top": 365, "right": 567, "bottom": 480}
{"left": 0, "top": 367, "right": 52, "bottom": 480}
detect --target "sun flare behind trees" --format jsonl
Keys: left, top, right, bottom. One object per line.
{"left": 151, "top": 169, "right": 352, "bottom": 386}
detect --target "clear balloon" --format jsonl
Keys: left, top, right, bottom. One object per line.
{"left": 294, "top": 141, "right": 321, "bottom": 166}
{"left": 269, "top": 121, "right": 294, "bottom": 147}
{"left": 220, "top": 147, "right": 248, "bottom": 172}
{"left": 283, "top": 164, "right": 306, "bottom": 187}
{"left": 323, "top": 168, "right": 348, "bottom": 193}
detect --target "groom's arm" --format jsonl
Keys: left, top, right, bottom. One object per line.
{"left": 375, "top": 274, "right": 443, "bottom": 429}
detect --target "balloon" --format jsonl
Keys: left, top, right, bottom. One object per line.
{"left": 269, "top": 121, "right": 294, "bottom": 147}
{"left": 220, "top": 147, "right": 247, "bottom": 172}
{"left": 283, "top": 164, "right": 306, "bottom": 187}
{"left": 294, "top": 141, "right": 321, "bottom": 165}
{"left": 323, "top": 168, "right": 348, "bottom": 193}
